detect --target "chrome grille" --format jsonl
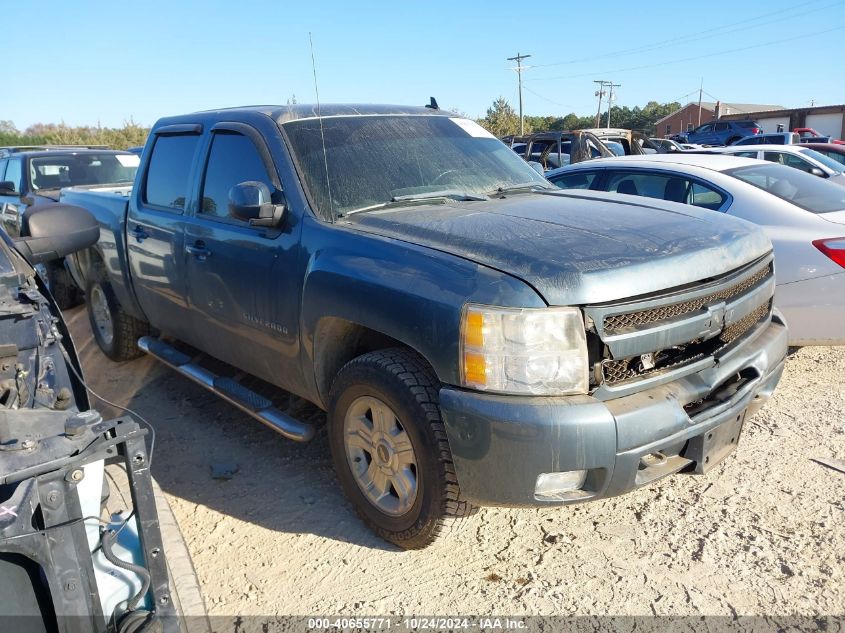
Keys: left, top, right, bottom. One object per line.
{"left": 603, "top": 263, "right": 772, "bottom": 334}
{"left": 601, "top": 299, "right": 772, "bottom": 386}
{"left": 721, "top": 301, "right": 771, "bottom": 344}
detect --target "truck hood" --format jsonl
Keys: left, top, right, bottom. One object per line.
{"left": 346, "top": 190, "right": 772, "bottom": 305}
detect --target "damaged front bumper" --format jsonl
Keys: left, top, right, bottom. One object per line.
{"left": 440, "top": 312, "right": 787, "bottom": 507}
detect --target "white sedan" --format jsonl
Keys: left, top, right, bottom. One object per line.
{"left": 703, "top": 144, "right": 845, "bottom": 186}
{"left": 545, "top": 154, "right": 845, "bottom": 345}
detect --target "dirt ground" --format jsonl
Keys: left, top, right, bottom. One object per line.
{"left": 65, "top": 307, "right": 845, "bottom": 620}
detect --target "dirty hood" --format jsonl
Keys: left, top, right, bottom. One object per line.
{"left": 346, "top": 190, "right": 772, "bottom": 305}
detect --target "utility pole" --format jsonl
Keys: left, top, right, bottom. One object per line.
{"left": 507, "top": 52, "right": 531, "bottom": 135}
{"left": 697, "top": 78, "right": 703, "bottom": 126}
{"left": 605, "top": 82, "right": 620, "bottom": 128}
{"left": 594, "top": 80, "right": 608, "bottom": 128}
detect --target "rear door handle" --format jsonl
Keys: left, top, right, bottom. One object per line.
{"left": 186, "top": 241, "right": 211, "bottom": 261}
{"left": 131, "top": 225, "right": 149, "bottom": 242}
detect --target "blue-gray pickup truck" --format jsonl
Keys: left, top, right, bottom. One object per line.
{"left": 61, "top": 104, "right": 788, "bottom": 548}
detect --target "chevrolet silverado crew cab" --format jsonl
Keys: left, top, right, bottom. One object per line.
{"left": 61, "top": 104, "right": 788, "bottom": 548}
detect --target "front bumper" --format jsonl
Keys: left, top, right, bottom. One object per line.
{"left": 440, "top": 314, "right": 787, "bottom": 507}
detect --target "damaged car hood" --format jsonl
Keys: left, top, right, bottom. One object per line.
{"left": 344, "top": 190, "right": 772, "bottom": 305}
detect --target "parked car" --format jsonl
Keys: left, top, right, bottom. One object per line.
{"left": 678, "top": 120, "right": 763, "bottom": 146}
{"left": 650, "top": 138, "right": 684, "bottom": 152}
{"left": 794, "top": 127, "right": 843, "bottom": 145}
{"left": 0, "top": 146, "right": 140, "bottom": 308}
{"left": 801, "top": 142, "right": 845, "bottom": 168}
{"left": 731, "top": 132, "right": 800, "bottom": 145}
{"left": 0, "top": 203, "right": 207, "bottom": 632}
{"left": 650, "top": 138, "right": 703, "bottom": 152}
{"left": 702, "top": 145, "right": 845, "bottom": 185}
{"left": 546, "top": 154, "right": 845, "bottom": 345}
{"left": 503, "top": 130, "right": 615, "bottom": 171}
{"left": 62, "top": 104, "right": 785, "bottom": 549}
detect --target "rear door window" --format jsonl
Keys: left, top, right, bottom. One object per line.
{"left": 689, "top": 182, "right": 727, "bottom": 210}
{"left": 0, "top": 158, "right": 7, "bottom": 182}
{"left": 734, "top": 151, "right": 759, "bottom": 158}
{"left": 605, "top": 171, "right": 691, "bottom": 202}
{"left": 200, "top": 132, "right": 275, "bottom": 221}
{"left": 603, "top": 170, "right": 727, "bottom": 210}
{"left": 144, "top": 134, "right": 200, "bottom": 210}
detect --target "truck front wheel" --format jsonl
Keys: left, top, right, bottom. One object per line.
{"left": 328, "top": 348, "right": 476, "bottom": 549}
{"left": 86, "top": 264, "right": 149, "bottom": 361}
{"left": 45, "top": 261, "right": 84, "bottom": 310}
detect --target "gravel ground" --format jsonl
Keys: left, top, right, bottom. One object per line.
{"left": 65, "top": 307, "right": 845, "bottom": 622}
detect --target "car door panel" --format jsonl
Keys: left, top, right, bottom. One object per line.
{"left": 127, "top": 130, "right": 201, "bottom": 345}
{"left": 183, "top": 124, "right": 303, "bottom": 392}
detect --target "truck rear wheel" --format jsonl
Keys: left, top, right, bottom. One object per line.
{"left": 86, "top": 264, "right": 149, "bottom": 361}
{"left": 328, "top": 348, "right": 476, "bottom": 549}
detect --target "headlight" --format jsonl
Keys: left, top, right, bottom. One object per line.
{"left": 460, "top": 304, "right": 589, "bottom": 395}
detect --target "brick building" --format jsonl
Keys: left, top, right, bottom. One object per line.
{"left": 654, "top": 102, "right": 783, "bottom": 138}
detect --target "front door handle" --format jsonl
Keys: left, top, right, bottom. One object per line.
{"left": 186, "top": 241, "right": 211, "bottom": 261}
{"left": 131, "top": 225, "right": 149, "bottom": 243}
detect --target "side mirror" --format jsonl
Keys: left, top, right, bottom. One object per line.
{"left": 810, "top": 167, "right": 826, "bottom": 177}
{"left": 228, "top": 181, "right": 285, "bottom": 228}
{"left": 528, "top": 161, "right": 545, "bottom": 175}
{"left": 0, "top": 181, "right": 18, "bottom": 196}
{"left": 13, "top": 204, "right": 99, "bottom": 265}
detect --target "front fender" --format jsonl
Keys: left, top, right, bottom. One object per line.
{"left": 299, "top": 221, "right": 545, "bottom": 403}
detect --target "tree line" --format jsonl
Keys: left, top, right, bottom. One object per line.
{"left": 1, "top": 97, "right": 683, "bottom": 150}
{"left": 0, "top": 120, "right": 149, "bottom": 150}
{"left": 476, "top": 97, "right": 683, "bottom": 138}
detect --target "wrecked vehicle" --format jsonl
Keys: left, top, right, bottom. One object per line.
{"left": 62, "top": 104, "right": 787, "bottom": 549}
{"left": 0, "top": 204, "right": 206, "bottom": 632}
{"left": 579, "top": 128, "right": 662, "bottom": 155}
{"left": 502, "top": 130, "right": 616, "bottom": 170}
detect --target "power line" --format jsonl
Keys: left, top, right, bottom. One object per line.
{"left": 531, "top": 0, "right": 830, "bottom": 69}
{"left": 531, "top": 25, "right": 845, "bottom": 82}
{"left": 507, "top": 52, "right": 531, "bottom": 135}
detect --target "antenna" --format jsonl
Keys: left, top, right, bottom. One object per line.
{"left": 309, "top": 33, "right": 334, "bottom": 222}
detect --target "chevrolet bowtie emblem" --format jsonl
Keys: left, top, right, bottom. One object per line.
{"left": 703, "top": 301, "right": 727, "bottom": 340}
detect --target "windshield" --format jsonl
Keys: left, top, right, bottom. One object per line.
{"left": 726, "top": 163, "right": 845, "bottom": 213}
{"left": 29, "top": 153, "right": 139, "bottom": 191}
{"left": 282, "top": 115, "right": 550, "bottom": 219}
{"left": 798, "top": 148, "right": 844, "bottom": 174}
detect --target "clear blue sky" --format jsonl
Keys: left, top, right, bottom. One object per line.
{"left": 3, "top": 0, "right": 843, "bottom": 129}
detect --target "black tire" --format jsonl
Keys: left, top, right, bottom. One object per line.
{"left": 153, "top": 481, "right": 211, "bottom": 633}
{"left": 328, "top": 348, "right": 476, "bottom": 549}
{"left": 86, "top": 263, "right": 149, "bottom": 361}
{"left": 46, "top": 261, "right": 84, "bottom": 310}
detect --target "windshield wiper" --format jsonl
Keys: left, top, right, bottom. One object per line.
{"left": 340, "top": 190, "right": 488, "bottom": 217}
{"left": 490, "top": 181, "right": 554, "bottom": 195}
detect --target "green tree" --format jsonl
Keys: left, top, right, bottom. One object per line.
{"left": 477, "top": 97, "right": 520, "bottom": 138}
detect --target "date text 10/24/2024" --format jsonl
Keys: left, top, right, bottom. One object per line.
{"left": 307, "top": 617, "right": 527, "bottom": 630}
